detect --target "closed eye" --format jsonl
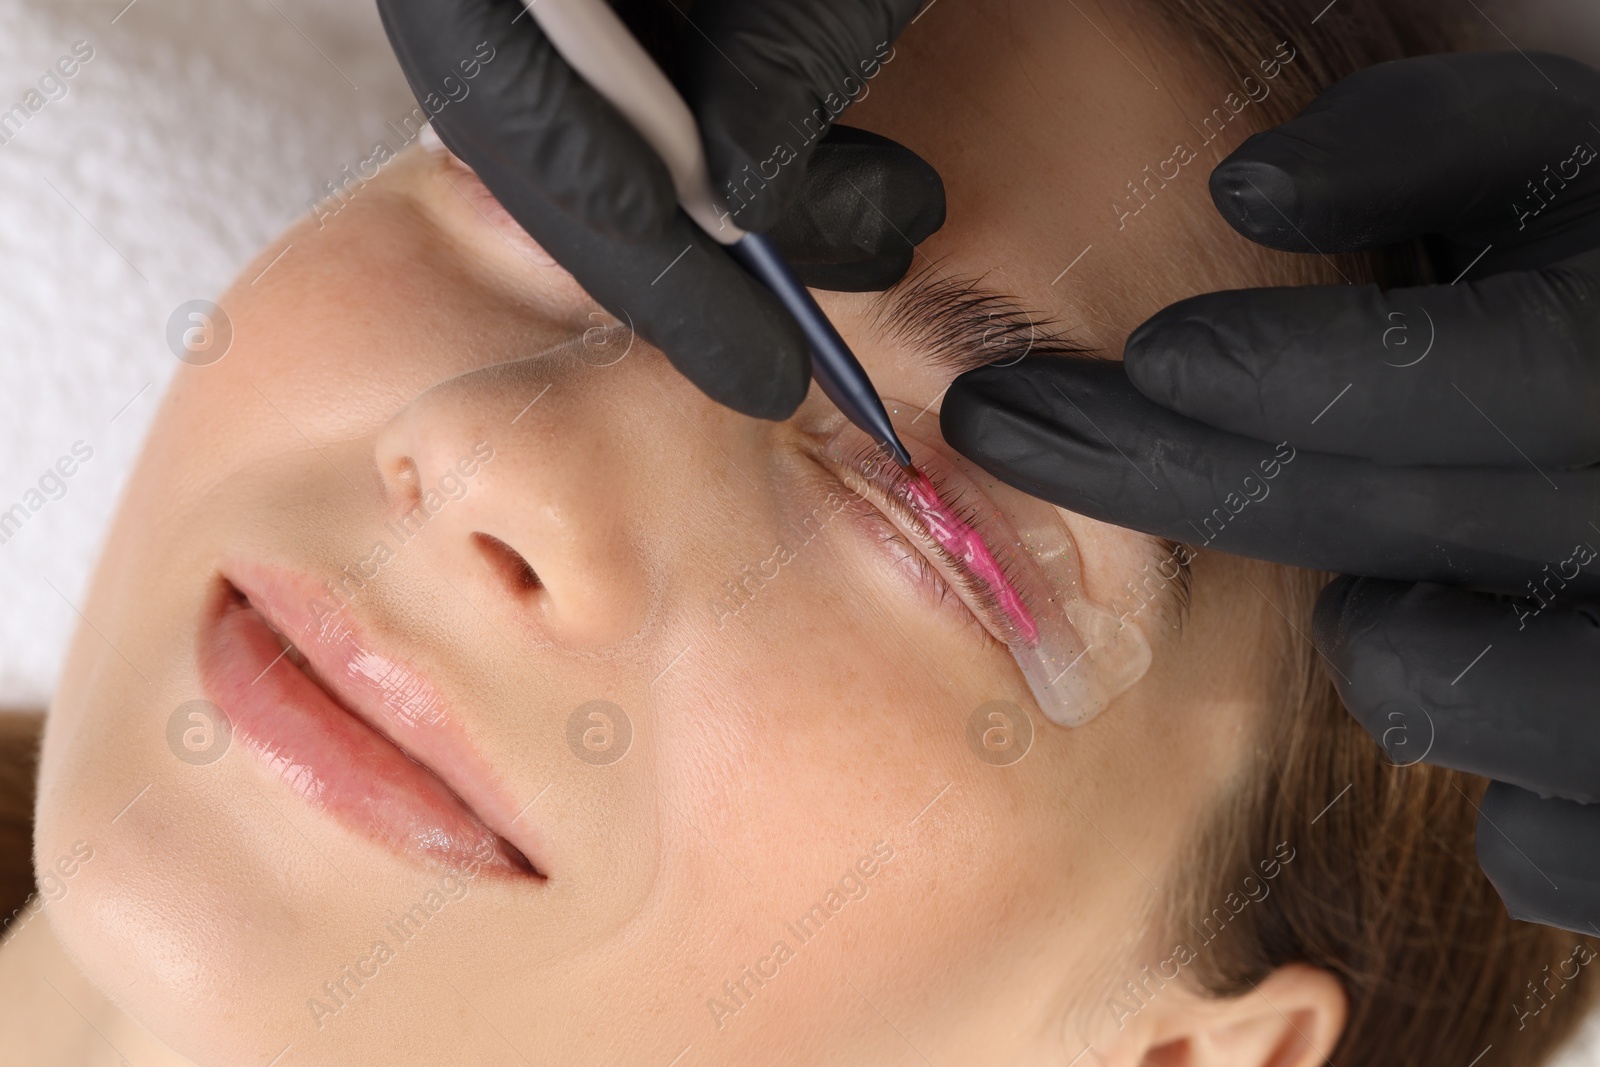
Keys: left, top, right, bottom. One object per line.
{"left": 819, "top": 434, "right": 1042, "bottom": 653}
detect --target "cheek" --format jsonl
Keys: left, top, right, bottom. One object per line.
{"left": 645, "top": 542, "right": 1082, "bottom": 974}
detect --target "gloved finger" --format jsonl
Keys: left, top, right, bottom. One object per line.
{"left": 1212, "top": 51, "right": 1600, "bottom": 274}
{"left": 1123, "top": 247, "right": 1600, "bottom": 467}
{"left": 677, "top": 0, "right": 924, "bottom": 233}
{"left": 377, "top": 0, "right": 678, "bottom": 243}
{"left": 454, "top": 121, "right": 940, "bottom": 414}
{"left": 1315, "top": 577, "right": 1600, "bottom": 802}
{"left": 464, "top": 135, "right": 813, "bottom": 419}
{"left": 939, "top": 357, "right": 1600, "bottom": 593}
{"left": 1477, "top": 781, "right": 1600, "bottom": 935}
{"left": 774, "top": 127, "right": 946, "bottom": 292}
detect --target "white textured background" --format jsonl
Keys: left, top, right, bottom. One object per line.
{"left": 0, "top": 0, "right": 1597, "bottom": 1059}
{"left": 0, "top": 0, "right": 415, "bottom": 706}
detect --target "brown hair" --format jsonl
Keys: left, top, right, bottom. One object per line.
{"left": 0, "top": 712, "right": 42, "bottom": 938}
{"left": 1141, "top": 3, "right": 1599, "bottom": 1063}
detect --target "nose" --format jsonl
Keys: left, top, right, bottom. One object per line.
{"left": 372, "top": 336, "right": 772, "bottom": 649}
{"left": 373, "top": 340, "right": 650, "bottom": 648}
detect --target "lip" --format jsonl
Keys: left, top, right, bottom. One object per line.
{"left": 198, "top": 561, "right": 545, "bottom": 880}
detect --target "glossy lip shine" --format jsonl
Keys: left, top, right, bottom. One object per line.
{"left": 199, "top": 561, "right": 545, "bottom": 880}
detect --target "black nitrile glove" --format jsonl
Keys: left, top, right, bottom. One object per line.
{"left": 941, "top": 51, "right": 1600, "bottom": 933}
{"left": 376, "top": 0, "right": 943, "bottom": 420}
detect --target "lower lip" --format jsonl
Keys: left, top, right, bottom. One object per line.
{"left": 199, "top": 587, "right": 531, "bottom": 876}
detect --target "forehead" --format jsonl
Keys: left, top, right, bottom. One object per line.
{"left": 842, "top": 0, "right": 1282, "bottom": 350}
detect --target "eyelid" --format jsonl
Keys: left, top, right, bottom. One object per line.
{"left": 817, "top": 403, "right": 1148, "bottom": 728}
{"left": 833, "top": 442, "right": 1033, "bottom": 648}
{"left": 431, "top": 148, "right": 559, "bottom": 268}
{"left": 859, "top": 506, "right": 1011, "bottom": 653}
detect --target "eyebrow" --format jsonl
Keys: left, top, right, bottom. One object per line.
{"left": 870, "top": 261, "right": 1195, "bottom": 630}
{"left": 868, "top": 261, "right": 1098, "bottom": 376}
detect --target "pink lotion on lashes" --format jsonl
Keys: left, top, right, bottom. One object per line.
{"left": 903, "top": 470, "right": 1040, "bottom": 645}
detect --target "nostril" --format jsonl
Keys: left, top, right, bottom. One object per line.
{"left": 474, "top": 532, "right": 540, "bottom": 594}
{"left": 383, "top": 455, "right": 423, "bottom": 513}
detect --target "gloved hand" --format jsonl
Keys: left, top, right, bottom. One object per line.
{"left": 940, "top": 51, "right": 1600, "bottom": 933}
{"left": 376, "top": 0, "right": 943, "bottom": 420}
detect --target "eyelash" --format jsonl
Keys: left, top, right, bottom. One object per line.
{"left": 837, "top": 441, "right": 1040, "bottom": 652}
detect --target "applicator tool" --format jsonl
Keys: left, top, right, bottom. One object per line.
{"left": 511, "top": 0, "right": 1153, "bottom": 727}
{"left": 519, "top": 0, "right": 914, "bottom": 470}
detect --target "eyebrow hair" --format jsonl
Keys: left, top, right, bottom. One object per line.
{"left": 870, "top": 260, "right": 1195, "bottom": 631}
{"left": 868, "top": 260, "right": 1099, "bottom": 376}
{"left": 1152, "top": 539, "right": 1195, "bottom": 628}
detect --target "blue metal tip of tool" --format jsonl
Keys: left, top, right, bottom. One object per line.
{"left": 728, "top": 233, "right": 915, "bottom": 470}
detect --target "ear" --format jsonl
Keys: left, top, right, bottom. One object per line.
{"left": 1138, "top": 964, "right": 1347, "bottom": 1067}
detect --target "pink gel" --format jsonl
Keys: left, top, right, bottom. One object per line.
{"left": 903, "top": 469, "right": 1040, "bottom": 646}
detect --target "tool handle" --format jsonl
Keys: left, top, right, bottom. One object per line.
{"left": 729, "top": 233, "right": 914, "bottom": 468}
{"left": 518, "top": 0, "right": 743, "bottom": 244}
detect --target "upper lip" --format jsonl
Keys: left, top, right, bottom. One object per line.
{"left": 222, "top": 560, "right": 546, "bottom": 877}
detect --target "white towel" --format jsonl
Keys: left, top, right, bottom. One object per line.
{"left": 0, "top": 0, "right": 414, "bottom": 705}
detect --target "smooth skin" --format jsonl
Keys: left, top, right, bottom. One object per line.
{"left": 2, "top": 2, "right": 1343, "bottom": 1064}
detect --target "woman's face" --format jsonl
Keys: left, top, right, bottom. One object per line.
{"left": 34, "top": 2, "right": 1305, "bottom": 1063}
